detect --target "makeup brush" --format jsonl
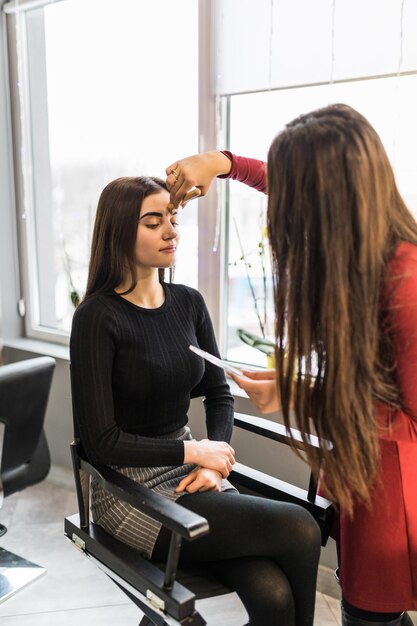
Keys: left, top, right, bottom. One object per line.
{"left": 182, "top": 187, "right": 201, "bottom": 205}
{"left": 168, "top": 187, "right": 201, "bottom": 212}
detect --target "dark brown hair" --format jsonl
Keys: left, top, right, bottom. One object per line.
{"left": 267, "top": 103, "right": 417, "bottom": 512}
{"left": 85, "top": 176, "right": 169, "bottom": 298}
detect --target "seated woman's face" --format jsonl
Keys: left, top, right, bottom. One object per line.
{"left": 135, "top": 190, "right": 179, "bottom": 270}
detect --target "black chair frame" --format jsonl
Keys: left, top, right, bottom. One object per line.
{"left": 0, "top": 356, "right": 55, "bottom": 602}
{"left": 65, "top": 412, "right": 334, "bottom": 626}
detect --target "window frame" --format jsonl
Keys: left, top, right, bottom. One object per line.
{"left": 221, "top": 73, "right": 417, "bottom": 366}
{"left": 5, "top": 0, "right": 217, "bottom": 346}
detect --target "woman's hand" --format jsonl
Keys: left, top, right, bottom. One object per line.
{"left": 183, "top": 439, "right": 235, "bottom": 478}
{"left": 165, "top": 151, "right": 232, "bottom": 209}
{"left": 229, "top": 369, "right": 281, "bottom": 414}
{"left": 175, "top": 467, "right": 222, "bottom": 493}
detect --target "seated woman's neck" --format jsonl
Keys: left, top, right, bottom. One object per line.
{"left": 116, "top": 270, "right": 165, "bottom": 309}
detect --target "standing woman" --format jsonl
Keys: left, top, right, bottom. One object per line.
{"left": 166, "top": 104, "right": 417, "bottom": 626}
{"left": 70, "top": 175, "right": 321, "bottom": 626}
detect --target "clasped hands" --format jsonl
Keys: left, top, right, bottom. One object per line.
{"left": 180, "top": 438, "right": 235, "bottom": 493}
{"left": 175, "top": 466, "right": 223, "bottom": 494}
{"left": 178, "top": 370, "right": 280, "bottom": 493}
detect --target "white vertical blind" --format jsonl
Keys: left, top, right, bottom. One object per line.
{"left": 214, "top": 0, "right": 417, "bottom": 96}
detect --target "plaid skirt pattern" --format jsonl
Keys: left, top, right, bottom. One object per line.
{"left": 91, "top": 426, "right": 235, "bottom": 558}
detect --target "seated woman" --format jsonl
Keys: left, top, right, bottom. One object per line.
{"left": 69, "top": 175, "right": 321, "bottom": 626}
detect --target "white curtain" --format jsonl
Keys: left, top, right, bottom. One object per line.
{"left": 213, "top": 0, "right": 417, "bottom": 96}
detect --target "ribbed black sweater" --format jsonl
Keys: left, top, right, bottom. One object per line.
{"left": 69, "top": 283, "right": 234, "bottom": 467}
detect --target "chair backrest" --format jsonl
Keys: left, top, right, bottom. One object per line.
{"left": 0, "top": 356, "right": 55, "bottom": 498}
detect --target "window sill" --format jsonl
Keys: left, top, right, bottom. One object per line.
{"left": 2, "top": 337, "right": 69, "bottom": 361}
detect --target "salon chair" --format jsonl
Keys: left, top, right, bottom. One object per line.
{"left": 0, "top": 356, "right": 55, "bottom": 602}
{"left": 65, "top": 411, "right": 334, "bottom": 626}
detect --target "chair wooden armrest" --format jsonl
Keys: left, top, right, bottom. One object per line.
{"left": 81, "top": 458, "right": 209, "bottom": 541}
{"left": 233, "top": 412, "right": 332, "bottom": 450}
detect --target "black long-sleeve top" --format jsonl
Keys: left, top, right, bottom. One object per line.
{"left": 69, "top": 283, "right": 234, "bottom": 467}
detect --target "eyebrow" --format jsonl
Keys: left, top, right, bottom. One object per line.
{"left": 139, "top": 211, "right": 162, "bottom": 220}
{"left": 139, "top": 210, "right": 178, "bottom": 220}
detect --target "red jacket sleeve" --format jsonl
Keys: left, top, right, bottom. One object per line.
{"left": 219, "top": 151, "right": 267, "bottom": 193}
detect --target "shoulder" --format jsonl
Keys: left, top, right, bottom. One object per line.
{"left": 71, "top": 294, "right": 119, "bottom": 330}
{"left": 390, "top": 241, "right": 417, "bottom": 269}
{"left": 386, "top": 241, "right": 417, "bottom": 308}
{"left": 165, "top": 283, "right": 208, "bottom": 323}
{"left": 387, "top": 241, "right": 417, "bottom": 284}
{"left": 165, "top": 283, "right": 206, "bottom": 306}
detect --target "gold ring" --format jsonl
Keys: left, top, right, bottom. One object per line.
{"left": 171, "top": 169, "right": 179, "bottom": 180}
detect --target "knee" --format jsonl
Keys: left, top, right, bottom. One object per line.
{"left": 249, "top": 575, "right": 295, "bottom": 624}
{"left": 301, "top": 507, "right": 321, "bottom": 545}
{"left": 286, "top": 505, "right": 321, "bottom": 557}
{"left": 270, "top": 578, "right": 294, "bottom": 616}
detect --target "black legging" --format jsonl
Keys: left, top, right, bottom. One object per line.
{"left": 153, "top": 492, "right": 321, "bottom": 626}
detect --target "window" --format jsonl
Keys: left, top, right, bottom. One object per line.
{"left": 223, "top": 76, "right": 417, "bottom": 366}
{"left": 6, "top": 0, "right": 199, "bottom": 342}
{"left": 214, "top": 0, "right": 417, "bottom": 367}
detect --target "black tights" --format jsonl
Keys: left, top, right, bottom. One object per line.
{"left": 153, "top": 492, "right": 321, "bottom": 626}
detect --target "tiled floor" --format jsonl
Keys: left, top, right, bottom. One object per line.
{"left": 0, "top": 475, "right": 343, "bottom": 625}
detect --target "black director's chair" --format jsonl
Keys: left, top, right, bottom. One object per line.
{"left": 0, "top": 357, "right": 55, "bottom": 602}
{"left": 64, "top": 412, "right": 334, "bottom": 626}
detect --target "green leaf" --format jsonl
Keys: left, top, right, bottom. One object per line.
{"left": 70, "top": 290, "right": 81, "bottom": 308}
{"left": 237, "top": 328, "right": 275, "bottom": 355}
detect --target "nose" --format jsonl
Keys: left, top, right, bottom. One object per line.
{"left": 162, "top": 220, "right": 178, "bottom": 240}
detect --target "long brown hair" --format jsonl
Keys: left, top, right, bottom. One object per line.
{"left": 85, "top": 176, "right": 169, "bottom": 298}
{"left": 267, "top": 103, "right": 417, "bottom": 513}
